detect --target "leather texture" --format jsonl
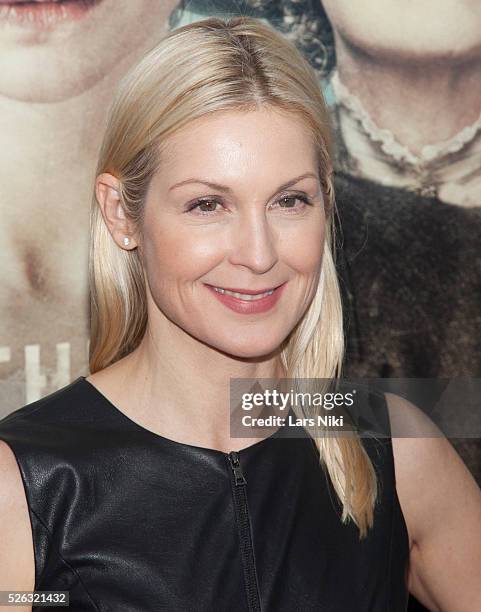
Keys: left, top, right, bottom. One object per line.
{"left": 0, "top": 376, "right": 409, "bottom": 611}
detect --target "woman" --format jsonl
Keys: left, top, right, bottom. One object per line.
{"left": 0, "top": 16, "right": 480, "bottom": 611}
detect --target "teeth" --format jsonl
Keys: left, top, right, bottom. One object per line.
{"left": 213, "top": 287, "right": 274, "bottom": 300}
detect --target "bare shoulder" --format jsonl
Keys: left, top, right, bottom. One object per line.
{"left": 0, "top": 439, "right": 35, "bottom": 607}
{"left": 385, "top": 392, "right": 481, "bottom": 612}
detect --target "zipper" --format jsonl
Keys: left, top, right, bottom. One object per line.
{"left": 227, "top": 450, "right": 262, "bottom": 612}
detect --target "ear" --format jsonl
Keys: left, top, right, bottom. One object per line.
{"left": 95, "top": 173, "right": 138, "bottom": 250}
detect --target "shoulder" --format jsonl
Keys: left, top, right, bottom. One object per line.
{"left": 0, "top": 377, "right": 105, "bottom": 596}
{"left": 0, "top": 439, "right": 35, "bottom": 595}
{"left": 0, "top": 375, "right": 91, "bottom": 524}
{"left": 385, "top": 392, "right": 481, "bottom": 611}
{"left": 0, "top": 377, "right": 93, "bottom": 445}
{"left": 0, "top": 376, "right": 107, "bottom": 497}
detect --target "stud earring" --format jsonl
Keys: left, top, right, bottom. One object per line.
{"left": 123, "top": 237, "right": 130, "bottom": 246}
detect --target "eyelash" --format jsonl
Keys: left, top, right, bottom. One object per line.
{"left": 185, "top": 193, "right": 314, "bottom": 216}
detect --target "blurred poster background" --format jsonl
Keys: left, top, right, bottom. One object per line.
{"left": 1, "top": 3, "right": 480, "bottom": 606}
{"left": 0, "top": 0, "right": 183, "bottom": 411}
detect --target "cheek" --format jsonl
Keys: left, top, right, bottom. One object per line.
{"left": 279, "top": 217, "right": 325, "bottom": 274}
{"left": 141, "top": 223, "right": 222, "bottom": 284}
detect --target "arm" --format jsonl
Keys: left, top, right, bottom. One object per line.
{"left": 386, "top": 392, "right": 481, "bottom": 612}
{"left": 0, "top": 439, "right": 35, "bottom": 612}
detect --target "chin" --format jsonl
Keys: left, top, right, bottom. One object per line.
{"left": 0, "top": 55, "right": 102, "bottom": 103}
{"left": 214, "top": 337, "right": 285, "bottom": 361}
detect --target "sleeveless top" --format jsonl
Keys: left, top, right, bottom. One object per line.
{"left": 0, "top": 376, "right": 410, "bottom": 611}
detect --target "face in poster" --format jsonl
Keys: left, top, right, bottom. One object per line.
{"left": 0, "top": 0, "right": 182, "bottom": 413}
{"left": 320, "top": 0, "right": 481, "bottom": 206}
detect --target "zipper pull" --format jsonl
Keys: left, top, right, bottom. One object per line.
{"left": 228, "top": 451, "right": 247, "bottom": 485}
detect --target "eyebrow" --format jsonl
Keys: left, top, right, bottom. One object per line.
{"left": 168, "top": 172, "right": 320, "bottom": 194}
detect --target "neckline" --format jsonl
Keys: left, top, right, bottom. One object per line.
{"left": 330, "top": 69, "right": 481, "bottom": 166}
{"left": 78, "top": 375, "right": 291, "bottom": 457}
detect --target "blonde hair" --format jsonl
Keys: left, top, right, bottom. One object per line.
{"left": 89, "top": 16, "right": 378, "bottom": 538}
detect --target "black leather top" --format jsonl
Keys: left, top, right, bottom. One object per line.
{"left": 0, "top": 376, "right": 410, "bottom": 611}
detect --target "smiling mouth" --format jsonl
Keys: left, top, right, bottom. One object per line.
{"left": 204, "top": 283, "right": 284, "bottom": 301}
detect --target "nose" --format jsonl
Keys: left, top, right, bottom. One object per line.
{"left": 227, "top": 208, "right": 279, "bottom": 274}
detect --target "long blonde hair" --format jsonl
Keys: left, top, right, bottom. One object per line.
{"left": 89, "top": 16, "right": 378, "bottom": 538}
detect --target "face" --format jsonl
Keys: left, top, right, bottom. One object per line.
{"left": 137, "top": 107, "right": 326, "bottom": 360}
{"left": 322, "top": 0, "right": 481, "bottom": 62}
{"left": 0, "top": 0, "right": 180, "bottom": 102}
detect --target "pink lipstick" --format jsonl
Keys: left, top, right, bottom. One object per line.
{"left": 204, "top": 282, "right": 287, "bottom": 315}
{"left": 0, "top": 0, "right": 102, "bottom": 30}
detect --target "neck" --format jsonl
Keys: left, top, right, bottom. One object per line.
{"left": 334, "top": 37, "right": 481, "bottom": 154}
{"left": 0, "top": 43, "right": 165, "bottom": 303}
{"left": 0, "top": 47, "right": 138, "bottom": 229}
{"left": 117, "top": 316, "right": 286, "bottom": 452}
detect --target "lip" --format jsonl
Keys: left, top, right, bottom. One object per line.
{"left": 204, "top": 282, "right": 288, "bottom": 315}
{"left": 0, "top": 0, "right": 102, "bottom": 30}
{"left": 204, "top": 284, "right": 283, "bottom": 295}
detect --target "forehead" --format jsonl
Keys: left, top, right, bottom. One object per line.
{"left": 156, "top": 107, "right": 318, "bottom": 186}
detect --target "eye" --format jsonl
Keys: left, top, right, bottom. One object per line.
{"left": 185, "top": 192, "right": 314, "bottom": 216}
{"left": 273, "top": 193, "right": 313, "bottom": 213}
{"left": 186, "top": 198, "right": 224, "bottom": 215}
